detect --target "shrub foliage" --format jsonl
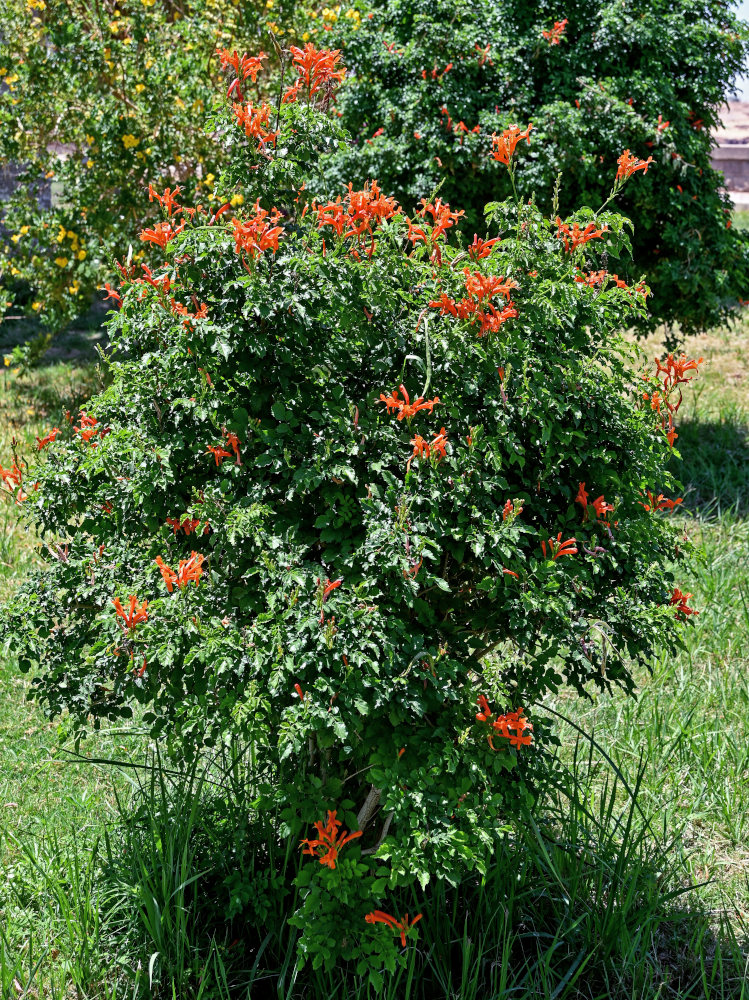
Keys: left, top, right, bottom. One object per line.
{"left": 2, "top": 46, "right": 700, "bottom": 974}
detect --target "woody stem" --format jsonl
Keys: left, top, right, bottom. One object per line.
{"left": 357, "top": 784, "right": 382, "bottom": 831}
{"left": 420, "top": 317, "right": 432, "bottom": 399}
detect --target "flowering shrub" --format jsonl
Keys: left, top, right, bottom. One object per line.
{"left": 1, "top": 49, "right": 702, "bottom": 976}
{"left": 316, "top": 0, "right": 749, "bottom": 336}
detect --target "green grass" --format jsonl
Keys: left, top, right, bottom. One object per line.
{"left": 2, "top": 318, "right": 749, "bottom": 997}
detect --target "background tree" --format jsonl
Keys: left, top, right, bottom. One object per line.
{"left": 314, "top": 0, "right": 749, "bottom": 337}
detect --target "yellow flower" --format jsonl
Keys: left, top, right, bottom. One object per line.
{"left": 122, "top": 134, "right": 140, "bottom": 149}
{"left": 135, "top": 83, "right": 145, "bottom": 93}
{"left": 77, "top": 250, "right": 86, "bottom": 260}
{"left": 0, "top": 69, "right": 6, "bottom": 77}
{"left": 205, "top": 173, "right": 215, "bottom": 186}
{"left": 6, "top": 74, "right": 19, "bottom": 85}
{"left": 266, "top": 0, "right": 274, "bottom": 7}
{"left": 10, "top": 267, "right": 20, "bottom": 276}
{"left": 10, "top": 234, "right": 20, "bottom": 244}
{"left": 145, "top": 58, "right": 154, "bottom": 69}
{"left": 86, "top": 159, "right": 94, "bottom": 168}
{"left": 55, "top": 257, "right": 69, "bottom": 268}
{"left": 45, "top": 170, "right": 54, "bottom": 178}
{"left": 26, "top": 0, "right": 46, "bottom": 9}
{"left": 230, "top": 193, "right": 244, "bottom": 207}
{"left": 141, "top": 0, "right": 156, "bottom": 6}
{"left": 68, "top": 281, "right": 80, "bottom": 295}
{"left": 31, "top": 301, "right": 42, "bottom": 312}
{"left": 302, "top": 31, "right": 310, "bottom": 41}
{"left": 20, "top": 226, "right": 29, "bottom": 235}
{"left": 4, "top": 357, "right": 11, "bottom": 367}
{"left": 86, "top": 134, "right": 95, "bottom": 144}
{"left": 175, "top": 97, "right": 185, "bottom": 109}
{"left": 56, "top": 226, "right": 66, "bottom": 243}
{"left": 123, "top": 36, "right": 133, "bottom": 45}
{"left": 109, "top": 20, "right": 121, "bottom": 32}
{"left": 66, "top": 230, "right": 76, "bottom": 240}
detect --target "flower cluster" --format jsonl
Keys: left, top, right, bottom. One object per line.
{"left": 232, "top": 101, "right": 279, "bottom": 150}
{"left": 642, "top": 353, "right": 704, "bottom": 447}
{"left": 542, "top": 18, "right": 568, "bottom": 45}
{"left": 314, "top": 180, "right": 400, "bottom": 254}
{"left": 155, "top": 551, "right": 206, "bottom": 593}
{"left": 475, "top": 696, "right": 533, "bottom": 750}
{"left": 284, "top": 42, "right": 346, "bottom": 104}
{"left": 365, "top": 910, "right": 422, "bottom": 947}
{"left": 555, "top": 219, "right": 609, "bottom": 253}
{"left": 430, "top": 268, "right": 518, "bottom": 336}
{"left": 219, "top": 48, "right": 267, "bottom": 101}
{"left": 490, "top": 123, "right": 533, "bottom": 166}
{"left": 299, "top": 809, "right": 362, "bottom": 868}
{"left": 378, "top": 385, "right": 440, "bottom": 421}
{"left": 230, "top": 202, "right": 284, "bottom": 264}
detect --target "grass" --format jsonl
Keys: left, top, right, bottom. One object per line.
{"left": 2, "top": 312, "right": 749, "bottom": 996}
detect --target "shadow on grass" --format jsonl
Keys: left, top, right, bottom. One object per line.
{"left": 0, "top": 298, "right": 109, "bottom": 366}
{"left": 46, "top": 742, "right": 743, "bottom": 1000}
{"left": 670, "top": 408, "right": 749, "bottom": 516}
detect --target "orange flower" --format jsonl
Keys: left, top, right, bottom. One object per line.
{"left": 0, "top": 461, "right": 22, "bottom": 489}
{"left": 468, "top": 235, "right": 499, "bottom": 259}
{"left": 155, "top": 552, "right": 205, "bottom": 593}
{"left": 541, "top": 533, "right": 578, "bottom": 561}
{"left": 166, "top": 516, "right": 201, "bottom": 535}
{"left": 670, "top": 587, "right": 698, "bottom": 618}
{"left": 556, "top": 219, "right": 608, "bottom": 252}
{"left": 285, "top": 43, "right": 346, "bottom": 101}
{"left": 575, "top": 482, "right": 589, "bottom": 517}
{"left": 638, "top": 491, "right": 683, "bottom": 512}
{"left": 616, "top": 150, "right": 653, "bottom": 181}
{"left": 378, "top": 384, "right": 440, "bottom": 420}
{"left": 103, "top": 282, "right": 122, "bottom": 306}
{"left": 489, "top": 124, "right": 532, "bottom": 166}
{"left": 207, "top": 444, "right": 233, "bottom": 466}
{"left": 230, "top": 201, "right": 284, "bottom": 261}
{"left": 408, "top": 428, "right": 448, "bottom": 470}
{"left": 112, "top": 595, "right": 149, "bottom": 629}
{"left": 232, "top": 101, "right": 279, "bottom": 148}
{"left": 294, "top": 682, "right": 305, "bottom": 701}
{"left": 475, "top": 697, "right": 533, "bottom": 749}
{"left": 220, "top": 49, "right": 267, "bottom": 100}
{"left": 223, "top": 430, "right": 242, "bottom": 466}
{"left": 542, "top": 18, "right": 568, "bottom": 44}
{"left": 300, "top": 810, "right": 362, "bottom": 868}
{"left": 148, "top": 183, "right": 182, "bottom": 217}
{"left": 365, "top": 910, "right": 422, "bottom": 947}
{"left": 36, "top": 427, "right": 60, "bottom": 450}
{"left": 476, "top": 694, "right": 493, "bottom": 722}
{"left": 592, "top": 495, "right": 614, "bottom": 520}
{"left": 139, "top": 220, "right": 185, "bottom": 249}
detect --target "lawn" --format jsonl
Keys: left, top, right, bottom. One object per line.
{"left": 1, "top": 312, "right": 749, "bottom": 997}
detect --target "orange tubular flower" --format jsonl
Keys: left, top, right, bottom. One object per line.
{"left": 232, "top": 101, "right": 279, "bottom": 149}
{"left": 300, "top": 810, "right": 362, "bottom": 869}
{"left": 638, "top": 491, "right": 683, "bottom": 512}
{"left": 155, "top": 552, "right": 205, "bottom": 593}
{"left": 575, "top": 482, "right": 589, "bottom": 518}
{"left": 285, "top": 43, "right": 346, "bottom": 102}
{"left": 556, "top": 219, "right": 608, "bottom": 253}
{"left": 542, "top": 18, "right": 568, "bottom": 44}
{"left": 365, "top": 910, "right": 423, "bottom": 947}
{"left": 378, "top": 385, "right": 440, "bottom": 420}
{"left": 490, "top": 124, "right": 533, "bottom": 166}
{"left": 468, "top": 235, "right": 499, "bottom": 260}
{"left": 0, "top": 462, "right": 22, "bottom": 489}
{"left": 670, "top": 587, "right": 699, "bottom": 618}
{"left": 475, "top": 696, "right": 533, "bottom": 749}
{"left": 166, "top": 516, "right": 201, "bottom": 535}
{"left": 113, "top": 595, "right": 149, "bottom": 629}
{"left": 37, "top": 427, "right": 60, "bottom": 450}
{"left": 207, "top": 444, "right": 233, "bottom": 466}
{"left": 148, "top": 184, "right": 182, "bottom": 217}
{"left": 103, "top": 282, "right": 122, "bottom": 306}
{"left": 541, "top": 532, "right": 578, "bottom": 561}
{"left": 592, "top": 495, "right": 614, "bottom": 520}
{"left": 616, "top": 150, "right": 653, "bottom": 181}
{"left": 138, "top": 220, "right": 186, "bottom": 249}
{"left": 230, "top": 201, "right": 284, "bottom": 262}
